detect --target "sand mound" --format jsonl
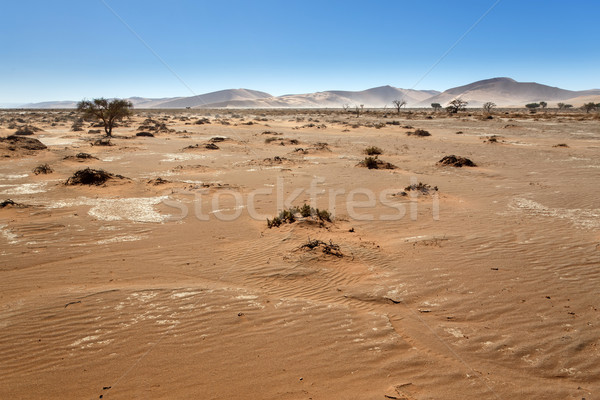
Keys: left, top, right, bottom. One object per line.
{"left": 0, "top": 135, "right": 47, "bottom": 151}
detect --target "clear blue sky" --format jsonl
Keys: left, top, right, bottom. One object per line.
{"left": 1, "top": 0, "right": 598, "bottom": 104}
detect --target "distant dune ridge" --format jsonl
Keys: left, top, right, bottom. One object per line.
{"left": 20, "top": 77, "right": 600, "bottom": 109}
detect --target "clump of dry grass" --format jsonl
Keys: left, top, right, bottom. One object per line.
{"left": 358, "top": 156, "right": 396, "bottom": 170}
{"left": 438, "top": 155, "right": 476, "bottom": 167}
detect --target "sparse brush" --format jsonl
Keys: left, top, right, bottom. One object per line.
{"left": 404, "top": 182, "right": 437, "bottom": 194}
{"left": 316, "top": 208, "right": 331, "bottom": 222}
{"left": 406, "top": 129, "right": 431, "bottom": 137}
{"left": 267, "top": 204, "right": 333, "bottom": 228}
{"left": 363, "top": 156, "right": 379, "bottom": 169}
{"left": 299, "top": 203, "right": 312, "bottom": 218}
{"left": 300, "top": 238, "right": 343, "bottom": 257}
{"left": 364, "top": 146, "right": 383, "bottom": 155}
{"left": 32, "top": 164, "right": 53, "bottom": 175}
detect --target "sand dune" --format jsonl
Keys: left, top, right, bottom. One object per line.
{"left": 1, "top": 108, "right": 599, "bottom": 399}
{"left": 19, "top": 78, "right": 600, "bottom": 109}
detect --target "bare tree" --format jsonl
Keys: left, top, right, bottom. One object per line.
{"left": 482, "top": 102, "right": 496, "bottom": 114}
{"left": 446, "top": 98, "right": 468, "bottom": 114}
{"left": 392, "top": 99, "right": 407, "bottom": 114}
{"left": 342, "top": 104, "right": 349, "bottom": 112}
{"left": 77, "top": 98, "right": 133, "bottom": 137}
{"left": 355, "top": 104, "right": 364, "bottom": 117}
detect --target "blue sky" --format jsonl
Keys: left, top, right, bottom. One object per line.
{"left": 1, "top": 0, "right": 598, "bottom": 104}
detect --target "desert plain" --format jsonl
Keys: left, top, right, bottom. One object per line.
{"left": 0, "top": 108, "right": 599, "bottom": 399}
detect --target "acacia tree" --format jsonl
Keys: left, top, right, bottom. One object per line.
{"left": 582, "top": 102, "right": 597, "bottom": 113}
{"left": 431, "top": 103, "right": 442, "bottom": 112}
{"left": 392, "top": 99, "right": 407, "bottom": 113}
{"left": 446, "top": 98, "right": 468, "bottom": 114}
{"left": 482, "top": 102, "right": 496, "bottom": 114}
{"left": 539, "top": 101, "right": 547, "bottom": 109}
{"left": 557, "top": 103, "right": 573, "bottom": 110}
{"left": 525, "top": 103, "right": 540, "bottom": 110}
{"left": 77, "top": 98, "right": 133, "bottom": 137}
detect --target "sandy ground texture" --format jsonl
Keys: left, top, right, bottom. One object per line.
{"left": 0, "top": 108, "right": 599, "bottom": 399}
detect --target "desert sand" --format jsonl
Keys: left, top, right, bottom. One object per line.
{"left": 0, "top": 108, "right": 599, "bottom": 399}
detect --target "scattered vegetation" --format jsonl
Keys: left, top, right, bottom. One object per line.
{"left": 553, "top": 143, "right": 569, "bottom": 148}
{"left": 437, "top": 155, "right": 477, "bottom": 167}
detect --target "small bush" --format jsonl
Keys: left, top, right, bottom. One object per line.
{"left": 407, "top": 129, "right": 431, "bottom": 137}
{"left": 438, "top": 155, "right": 476, "bottom": 168}
{"left": 66, "top": 168, "right": 126, "bottom": 185}
{"left": 363, "top": 156, "right": 379, "bottom": 169}
{"left": 136, "top": 131, "right": 154, "bottom": 137}
{"left": 553, "top": 143, "right": 569, "bottom": 148}
{"left": 364, "top": 146, "right": 383, "bottom": 155}
{"left": 33, "top": 164, "right": 53, "bottom": 175}
{"left": 359, "top": 156, "right": 396, "bottom": 170}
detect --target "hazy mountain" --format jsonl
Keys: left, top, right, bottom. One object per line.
{"left": 418, "top": 77, "right": 600, "bottom": 107}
